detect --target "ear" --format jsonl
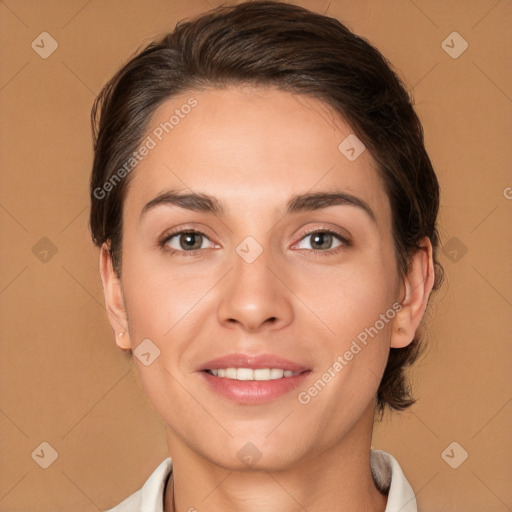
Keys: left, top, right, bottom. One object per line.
{"left": 391, "top": 237, "right": 435, "bottom": 348}
{"left": 99, "top": 242, "right": 131, "bottom": 351}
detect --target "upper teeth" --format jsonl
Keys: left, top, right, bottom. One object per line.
{"left": 208, "top": 368, "right": 300, "bottom": 380}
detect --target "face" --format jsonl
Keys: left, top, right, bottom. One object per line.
{"left": 103, "top": 85, "right": 412, "bottom": 470}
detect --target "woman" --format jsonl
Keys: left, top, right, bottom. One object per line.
{"left": 90, "top": 1, "right": 443, "bottom": 511}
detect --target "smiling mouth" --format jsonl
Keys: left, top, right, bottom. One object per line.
{"left": 204, "top": 368, "right": 308, "bottom": 381}
{"left": 200, "top": 367, "right": 312, "bottom": 404}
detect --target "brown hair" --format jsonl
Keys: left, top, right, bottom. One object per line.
{"left": 89, "top": 0, "right": 444, "bottom": 415}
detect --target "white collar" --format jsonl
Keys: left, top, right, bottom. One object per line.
{"left": 105, "top": 449, "right": 417, "bottom": 512}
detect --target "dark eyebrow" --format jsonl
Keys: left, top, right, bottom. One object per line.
{"left": 140, "top": 189, "right": 224, "bottom": 219}
{"left": 287, "top": 191, "right": 376, "bottom": 223}
{"left": 139, "top": 188, "right": 376, "bottom": 223}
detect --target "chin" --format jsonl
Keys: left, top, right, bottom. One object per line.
{"left": 196, "top": 434, "right": 310, "bottom": 473}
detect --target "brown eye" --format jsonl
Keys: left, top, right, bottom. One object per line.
{"left": 309, "top": 232, "right": 334, "bottom": 250}
{"left": 295, "top": 229, "right": 348, "bottom": 252}
{"left": 162, "top": 230, "right": 216, "bottom": 252}
{"left": 178, "top": 232, "right": 203, "bottom": 250}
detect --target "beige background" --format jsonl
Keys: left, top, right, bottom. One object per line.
{"left": 0, "top": 0, "right": 511, "bottom": 511}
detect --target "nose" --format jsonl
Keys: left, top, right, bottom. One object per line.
{"left": 216, "top": 246, "right": 294, "bottom": 333}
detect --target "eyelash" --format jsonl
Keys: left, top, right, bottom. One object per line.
{"left": 158, "top": 226, "right": 351, "bottom": 258}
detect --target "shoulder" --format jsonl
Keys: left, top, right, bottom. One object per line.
{"left": 370, "top": 449, "right": 417, "bottom": 512}
{"left": 103, "top": 458, "right": 173, "bottom": 512}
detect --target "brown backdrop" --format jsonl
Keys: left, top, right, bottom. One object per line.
{"left": 1, "top": 1, "right": 511, "bottom": 511}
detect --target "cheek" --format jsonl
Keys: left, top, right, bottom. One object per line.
{"left": 290, "top": 245, "right": 398, "bottom": 408}
{"left": 295, "top": 259, "right": 397, "bottom": 417}
{"left": 119, "top": 256, "right": 202, "bottom": 420}
{"left": 120, "top": 241, "right": 207, "bottom": 338}
{"left": 294, "top": 247, "right": 398, "bottom": 341}
{"left": 122, "top": 275, "right": 172, "bottom": 340}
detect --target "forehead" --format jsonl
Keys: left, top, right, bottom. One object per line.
{"left": 124, "top": 85, "right": 391, "bottom": 226}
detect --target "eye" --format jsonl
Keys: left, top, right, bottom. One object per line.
{"left": 293, "top": 228, "right": 349, "bottom": 253}
{"left": 160, "top": 229, "right": 217, "bottom": 253}
{"left": 159, "top": 227, "right": 350, "bottom": 256}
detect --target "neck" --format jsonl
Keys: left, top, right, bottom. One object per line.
{"left": 164, "top": 404, "right": 387, "bottom": 512}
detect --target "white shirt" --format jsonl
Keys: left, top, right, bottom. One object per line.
{"left": 104, "top": 449, "right": 417, "bottom": 512}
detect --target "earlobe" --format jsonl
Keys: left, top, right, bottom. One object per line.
{"left": 116, "top": 329, "right": 131, "bottom": 351}
{"left": 390, "top": 237, "right": 435, "bottom": 349}
{"left": 99, "top": 242, "right": 131, "bottom": 350}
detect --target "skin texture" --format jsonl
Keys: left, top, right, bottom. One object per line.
{"left": 99, "top": 86, "right": 434, "bottom": 512}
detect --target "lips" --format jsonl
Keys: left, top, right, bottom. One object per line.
{"left": 196, "top": 353, "right": 312, "bottom": 404}
{"left": 198, "top": 353, "right": 310, "bottom": 372}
